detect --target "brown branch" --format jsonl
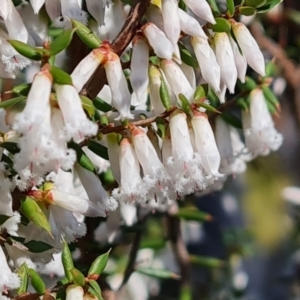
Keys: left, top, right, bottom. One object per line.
{"left": 81, "top": 0, "right": 151, "bottom": 99}
{"left": 166, "top": 215, "right": 191, "bottom": 291}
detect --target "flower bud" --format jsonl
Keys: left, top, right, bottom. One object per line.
{"left": 232, "top": 22, "right": 265, "bottom": 76}
{"left": 86, "top": 0, "right": 106, "bottom": 26}
{"left": 66, "top": 285, "right": 84, "bottom": 300}
{"left": 183, "top": 0, "right": 216, "bottom": 24}
{"left": 30, "top": 0, "right": 45, "bottom": 14}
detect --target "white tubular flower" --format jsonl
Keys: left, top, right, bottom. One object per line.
{"left": 191, "top": 36, "right": 221, "bottom": 93}
{"left": 66, "top": 285, "right": 84, "bottom": 300}
{"left": 55, "top": 84, "right": 98, "bottom": 143}
{"left": 149, "top": 65, "right": 173, "bottom": 115}
{"left": 120, "top": 203, "right": 137, "bottom": 226}
{"left": 75, "top": 164, "right": 118, "bottom": 214}
{"left": 191, "top": 111, "right": 222, "bottom": 178}
{"left": 168, "top": 111, "right": 205, "bottom": 195}
{"left": 130, "top": 37, "right": 149, "bottom": 106}
{"left": 131, "top": 126, "right": 175, "bottom": 205}
{"left": 104, "top": 51, "right": 133, "bottom": 120}
{"left": 86, "top": 0, "right": 107, "bottom": 26}
{"left": 112, "top": 138, "right": 146, "bottom": 204}
{"left": 183, "top": 0, "right": 216, "bottom": 24}
{"left": 59, "top": 0, "right": 87, "bottom": 26}
{"left": 0, "top": 0, "right": 8, "bottom": 20}
{"left": 243, "top": 88, "right": 283, "bottom": 157}
{"left": 232, "top": 22, "right": 265, "bottom": 76}
{"left": 71, "top": 48, "right": 104, "bottom": 92}
{"left": 178, "top": 8, "right": 207, "bottom": 39}
{"left": 160, "top": 59, "right": 194, "bottom": 101}
{"left": 0, "top": 246, "right": 20, "bottom": 294}
{"left": 214, "top": 33, "right": 237, "bottom": 94}
{"left": 3, "top": 0, "right": 28, "bottom": 42}
{"left": 106, "top": 133, "right": 121, "bottom": 184}
{"left": 30, "top": 0, "right": 45, "bottom": 14}
{"left": 180, "top": 62, "right": 196, "bottom": 89}
{"left": 162, "top": 0, "right": 180, "bottom": 55}
{"left": 143, "top": 23, "right": 174, "bottom": 60}
{"left": 145, "top": 4, "right": 164, "bottom": 31}
{"left": 45, "top": 0, "right": 61, "bottom": 21}
{"left": 229, "top": 35, "right": 247, "bottom": 83}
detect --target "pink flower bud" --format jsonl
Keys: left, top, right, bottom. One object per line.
{"left": 191, "top": 36, "right": 221, "bottom": 93}
{"left": 183, "top": 0, "right": 216, "bottom": 24}
{"left": 214, "top": 33, "right": 237, "bottom": 94}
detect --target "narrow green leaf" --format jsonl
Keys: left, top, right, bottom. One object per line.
{"left": 62, "top": 239, "right": 74, "bottom": 281}
{"left": 226, "top": 0, "right": 235, "bottom": 16}
{"left": 207, "top": 0, "right": 220, "bottom": 16}
{"left": 12, "top": 83, "right": 31, "bottom": 96}
{"left": 55, "top": 286, "right": 67, "bottom": 300}
{"left": 237, "top": 76, "right": 257, "bottom": 91}
{"left": 239, "top": 6, "right": 257, "bottom": 15}
{"left": 195, "top": 101, "right": 221, "bottom": 114}
{"left": 100, "top": 115, "right": 109, "bottom": 126}
{"left": 93, "top": 97, "right": 113, "bottom": 112}
{"left": 80, "top": 95, "right": 95, "bottom": 118}
{"left": 0, "top": 142, "right": 20, "bottom": 154}
{"left": 70, "top": 268, "right": 86, "bottom": 287}
{"left": 136, "top": 267, "right": 180, "bottom": 280}
{"left": 262, "top": 86, "right": 280, "bottom": 112}
{"left": 189, "top": 255, "right": 224, "bottom": 268}
{"left": 17, "top": 264, "right": 28, "bottom": 295}
{"left": 21, "top": 197, "right": 52, "bottom": 236}
{"left": 50, "top": 65, "right": 73, "bottom": 85}
{"left": 88, "top": 281, "right": 104, "bottom": 300}
{"left": 245, "top": 0, "right": 267, "bottom": 7}
{"left": 8, "top": 40, "right": 45, "bottom": 60}
{"left": 156, "top": 117, "right": 167, "bottom": 139}
{"left": 176, "top": 207, "right": 212, "bottom": 222}
{"left": 193, "top": 86, "right": 206, "bottom": 101}
{"left": 256, "top": 0, "right": 282, "bottom": 13}
{"left": 0, "top": 96, "right": 26, "bottom": 109}
{"left": 140, "top": 238, "right": 166, "bottom": 250}
{"left": 72, "top": 19, "right": 102, "bottom": 48}
{"left": 24, "top": 240, "right": 53, "bottom": 253}
{"left": 68, "top": 141, "right": 96, "bottom": 171}
{"left": 50, "top": 28, "right": 76, "bottom": 56}
{"left": 211, "top": 18, "right": 232, "bottom": 33}
{"left": 221, "top": 112, "right": 243, "bottom": 129}
{"left": 87, "top": 140, "right": 109, "bottom": 161}
{"left": 0, "top": 215, "right": 10, "bottom": 225}
{"left": 88, "top": 249, "right": 111, "bottom": 277}
{"left": 28, "top": 268, "right": 46, "bottom": 294}
{"left": 178, "top": 43, "right": 199, "bottom": 68}
{"left": 180, "top": 285, "right": 192, "bottom": 300}
{"left": 178, "top": 94, "right": 191, "bottom": 115}
{"left": 159, "top": 74, "right": 171, "bottom": 110}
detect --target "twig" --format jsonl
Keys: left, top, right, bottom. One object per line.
{"left": 81, "top": 0, "right": 151, "bottom": 99}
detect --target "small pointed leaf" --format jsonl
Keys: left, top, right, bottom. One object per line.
{"left": 50, "top": 28, "right": 76, "bottom": 56}
{"left": 62, "top": 239, "right": 74, "bottom": 281}
{"left": 80, "top": 95, "right": 95, "bottom": 117}
{"left": 88, "top": 248, "right": 111, "bottom": 277}
{"left": 226, "top": 0, "right": 235, "bottom": 16}
{"left": 70, "top": 268, "right": 86, "bottom": 287}
{"left": 87, "top": 140, "right": 109, "bottom": 161}
{"left": 176, "top": 207, "right": 212, "bottom": 222}
{"left": 8, "top": 40, "right": 45, "bottom": 60}
{"left": 50, "top": 65, "right": 73, "bottom": 85}
{"left": 211, "top": 18, "right": 231, "bottom": 32}
{"left": 136, "top": 267, "right": 180, "bottom": 280}
{"left": 0, "top": 96, "right": 26, "bottom": 109}
{"left": 16, "top": 263, "right": 28, "bottom": 295}
{"left": 28, "top": 268, "right": 46, "bottom": 295}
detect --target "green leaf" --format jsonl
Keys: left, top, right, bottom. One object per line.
{"left": 88, "top": 281, "right": 104, "bottom": 300}
{"left": 50, "top": 65, "right": 73, "bottom": 85}
{"left": 16, "top": 264, "right": 28, "bottom": 295}
{"left": 178, "top": 43, "right": 198, "bottom": 68}
{"left": 70, "top": 268, "right": 86, "bottom": 287}
{"left": 239, "top": 6, "right": 257, "bottom": 15}
{"left": 21, "top": 197, "right": 52, "bottom": 236}
{"left": 68, "top": 142, "right": 96, "bottom": 172}
{"left": 55, "top": 286, "right": 67, "bottom": 300}
{"left": 176, "top": 207, "right": 212, "bottom": 222}
{"left": 226, "top": 0, "right": 235, "bottom": 16}
{"left": 262, "top": 86, "right": 280, "bottom": 111}
{"left": 87, "top": 140, "right": 109, "bottom": 161}
{"left": 0, "top": 96, "right": 26, "bottom": 109}
{"left": 156, "top": 117, "right": 167, "bottom": 139}
{"left": 178, "top": 94, "right": 191, "bottom": 115}
{"left": 245, "top": 0, "right": 267, "bottom": 7}
{"left": 50, "top": 28, "right": 76, "bottom": 56}
{"left": 140, "top": 238, "right": 166, "bottom": 250}
{"left": 159, "top": 73, "right": 171, "bottom": 110}
{"left": 28, "top": 268, "right": 46, "bottom": 294}
{"left": 12, "top": 83, "right": 31, "bottom": 96}
{"left": 24, "top": 240, "right": 53, "bottom": 253}
{"left": 178, "top": 0, "right": 187, "bottom": 10}
{"left": 88, "top": 249, "right": 111, "bottom": 277}
{"left": 62, "top": 239, "right": 74, "bottom": 281}
{"left": 8, "top": 40, "right": 45, "bottom": 60}
{"left": 221, "top": 112, "right": 243, "bottom": 129}
{"left": 0, "top": 214, "right": 10, "bottom": 225}
{"left": 72, "top": 19, "right": 102, "bottom": 48}
{"left": 195, "top": 101, "right": 221, "bottom": 114}
{"left": 189, "top": 255, "right": 224, "bottom": 268}
{"left": 194, "top": 85, "right": 207, "bottom": 100}
{"left": 237, "top": 76, "right": 257, "bottom": 91}
{"left": 211, "top": 18, "right": 232, "bottom": 33}
{"left": 136, "top": 267, "right": 180, "bottom": 280}
{"left": 93, "top": 97, "right": 113, "bottom": 113}
{"left": 207, "top": 0, "right": 220, "bottom": 16}
{"left": 180, "top": 286, "right": 192, "bottom": 300}
{"left": 80, "top": 95, "right": 95, "bottom": 118}
{"left": 256, "top": 0, "right": 282, "bottom": 13}
{"left": 0, "top": 142, "right": 20, "bottom": 154}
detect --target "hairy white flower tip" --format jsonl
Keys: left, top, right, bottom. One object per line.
{"left": 0, "top": 247, "right": 20, "bottom": 293}
{"left": 191, "top": 111, "right": 223, "bottom": 178}
{"left": 55, "top": 84, "right": 97, "bottom": 143}
{"left": 66, "top": 284, "right": 84, "bottom": 300}
{"left": 71, "top": 48, "right": 105, "bottom": 92}
{"left": 214, "top": 33, "right": 237, "bottom": 94}
{"left": 75, "top": 163, "right": 118, "bottom": 213}
{"left": 233, "top": 22, "right": 265, "bottom": 77}
{"left": 178, "top": 8, "right": 207, "bottom": 39}
{"left": 0, "top": 212, "right": 21, "bottom": 236}
{"left": 104, "top": 52, "right": 133, "bottom": 120}
{"left": 183, "top": 0, "right": 216, "bottom": 24}
{"left": 30, "top": 0, "right": 45, "bottom": 14}
{"left": 160, "top": 59, "right": 194, "bottom": 102}
{"left": 112, "top": 138, "right": 147, "bottom": 204}
{"left": 130, "top": 38, "right": 149, "bottom": 106}
{"left": 191, "top": 36, "right": 221, "bottom": 93}
{"left": 143, "top": 23, "right": 174, "bottom": 60}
